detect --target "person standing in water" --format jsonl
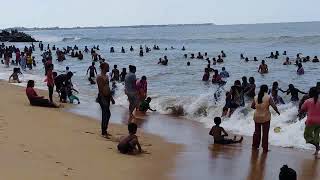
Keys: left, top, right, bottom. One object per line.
{"left": 258, "top": 60, "right": 268, "bottom": 74}
{"left": 251, "top": 85, "right": 280, "bottom": 153}
{"left": 111, "top": 65, "right": 120, "bottom": 81}
{"left": 46, "top": 64, "right": 55, "bottom": 103}
{"left": 96, "top": 62, "right": 115, "bottom": 138}
{"left": 300, "top": 87, "right": 320, "bottom": 156}
{"left": 86, "top": 62, "right": 97, "bottom": 84}
{"left": 125, "top": 65, "right": 138, "bottom": 120}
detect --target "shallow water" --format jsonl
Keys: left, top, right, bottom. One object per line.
{"left": 1, "top": 22, "right": 320, "bottom": 150}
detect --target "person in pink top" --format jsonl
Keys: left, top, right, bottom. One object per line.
{"left": 300, "top": 87, "right": 320, "bottom": 156}
{"left": 136, "top": 76, "right": 148, "bottom": 106}
{"left": 46, "top": 64, "right": 55, "bottom": 102}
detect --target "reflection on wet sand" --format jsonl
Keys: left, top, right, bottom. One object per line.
{"left": 71, "top": 105, "right": 320, "bottom": 180}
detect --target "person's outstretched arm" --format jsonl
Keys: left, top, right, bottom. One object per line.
{"left": 221, "top": 127, "right": 228, "bottom": 137}
{"left": 297, "top": 89, "right": 307, "bottom": 94}
{"left": 270, "top": 98, "right": 280, "bottom": 115}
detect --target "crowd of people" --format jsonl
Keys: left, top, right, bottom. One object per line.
{"left": 2, "top": 41, "right": 320, "bottom": 179}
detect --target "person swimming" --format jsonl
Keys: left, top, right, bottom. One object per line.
{"left": 130, "top": 46, "right": 134, "bottom": 51}
{"left": 240, "top": 53, "right": 245, "bottom": 59}
{"left": 139, "top": 49, "right": 144, "bottom": 57}
{"left": 110, "top": 47, "right": 115, "bottom": 53}
{"left": 253, "top": 57, "right": 258, "bottom": 61}
{"left": 182, "top": 46, "right": 186, "bottom": 51}
{"left": 196, "top": 52, "right": 203, "bottom": 59}
{"left": 209, "top": 117, "right": 243, "bottom": 144}
{"left": 190, "top": 53, "right": 195, "bottom": 59}
{"left": 121, "top": 47, "right": 125, "bottom": 53}
{"left": 283, "top": 51, "right": 287, "bottom": 56}
{"left": 221, "top": 50, "right": 226, "bottom": 58}
{"left": 267, "top": 52, "right": 275, "bottom": 58}
{"left": 312, "top": 56, "right": 319, "bottom": 63}
{"left": 245, "top": 57, "right": 249, "bottom": 62}
{"left": 258, "top": 60, "right": 268, "bottom": 74}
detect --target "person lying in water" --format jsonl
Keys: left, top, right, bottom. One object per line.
{"left": 117, "top": 123, "right": 143, "bottom": 155}
{"left": 139, "top": 97, "right": 156, "bottom": 113}
{"left": 209, "top": 117, "right": 243, "bottom": 144}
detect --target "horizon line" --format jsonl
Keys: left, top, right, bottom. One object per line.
{"left": 1, "top": 20, "right": 319, "bottom": 30}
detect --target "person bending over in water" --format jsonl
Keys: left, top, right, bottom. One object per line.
{"left": 258, "top": 60, "right": 268, "bottom": 74}
{"left": 281, "top": 84, "right": 307, "bottom": 102}
{"left": 209, "top": 117, "right": 243, "bottom": 144}
{"left": 117, "top": 123, "right": 143, "bottom": 155}
{"left": 139, "top": 97, "right": 156, "bottom": 113}
{"left": 9, "top": 68, "right": 22, "bottom": 83}
{"left": 86, "top": 62, "right": 97, "bottom": 84}
{"left": 26, "top": 80, "right": 59, "bottom": 108}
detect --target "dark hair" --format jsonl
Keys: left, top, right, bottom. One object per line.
{"left": 273, "top": 81, "right": 278, "bottom": 87}
{"left": 249, "top": 77, "right": 255, "bottom": 84}
{"left": 67, "top": 72, "right": 73, "bottom": 78}
{"left": 214, "top": 117, "right": 221, "bottom": 125}
{"left": 128, "top": 123, "right": 138, "bottom": 134}
{"left": 114, "top": 64, "right": 117, "bottom": 68}
{"left": 27, "top": 80, "right": 34, "bottom": 88}
{"left": 141, "top": 76, "right": 147, "bottom": 81}
{"left": 129, "top": 65, "right": 136, "bottom": 73}
{"left": 309, "top": 87, "right": 319, "bottom": 104}
{"left": 279, "top": 165, "right": 297, "bottom": 180}
{"left": 234, "top": 80, "right": 241, "bottom": 86}
{"left": 258, "top": 85, "right": 269, "bottom": 104}
{"left": 146, "top": 97, "right": 152, "bottom": 102}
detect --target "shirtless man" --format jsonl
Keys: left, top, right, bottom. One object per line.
{"left": 111, "top": 65, "right": 120, "bottom": 81}
{"left": 96, "top": 62, "right": 115, "bottom": 137}
{"left": 86, "top": 62, "right": 97, "bottom": 84}
{"left": 258, "top": 60, "right": 268, "bottom": 74}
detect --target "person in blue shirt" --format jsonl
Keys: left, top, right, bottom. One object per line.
{"left": 220, "top": 67, "right": 230, "bottom": 78}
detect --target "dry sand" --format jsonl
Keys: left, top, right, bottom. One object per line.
{"left": 0, "top": 81, "right": 181, "bottom": 180}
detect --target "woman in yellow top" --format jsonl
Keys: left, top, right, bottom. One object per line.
{"left": 27, "top": 55, "right": 33, "bottom": 70}
{"left": 251, "top": 84, "right": 280, "bottom": 152}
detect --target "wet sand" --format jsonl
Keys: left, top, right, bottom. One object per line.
{"left": 72, "top": 101, "right": 320, "bottom": 180}
{"left": 0, "top": 81, "right": 181, "bottom": 180}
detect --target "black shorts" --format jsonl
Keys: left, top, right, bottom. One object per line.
{"left": 117, "top": 143, "right": 134, "bottom": 154}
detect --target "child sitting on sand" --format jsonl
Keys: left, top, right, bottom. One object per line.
{"left": 139, "top": 97, "right": 156, "bottom": 113}
{"left": 279, "top": 165, "right": 297, "bottom": 180}
{"left": 209, "top": 117, "right": 243, "bottom": 144}
{"left": 117, "top": 123, "right": 143, "bottom": 155}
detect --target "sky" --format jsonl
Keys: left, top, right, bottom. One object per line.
{"left": 1, "top": 0, "right": 320, "bottom": 28}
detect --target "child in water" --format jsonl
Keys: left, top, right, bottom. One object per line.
{"left": 67, "top": 85, "right": 80, "bottom": 104}
{"left": 117, "top": 123, "right": 143, "bottom": 155}
{"left": 139, "top": 97, "right": 156, "bottom": 113}
{"left": 8, "top": 68, "right": 22, "bottom": 83}
{"left": 209, "top": 117, "right": 243, "bottom": 144}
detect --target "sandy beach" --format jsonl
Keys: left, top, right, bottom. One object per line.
{"left": 0, "top": 81, "right": 181, "bottom": 180}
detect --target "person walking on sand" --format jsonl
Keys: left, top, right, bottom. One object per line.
{"left": 300, "top": 87, "right": 320, "bottom": 156}
{"left": 251, "top": 84, "right": 280, "bottom": 153}
{"left": 125, "top": 65, "right": 138, "bottom": 120}
{"left": 96, "top": 62, "right": 115, "bottom": 138}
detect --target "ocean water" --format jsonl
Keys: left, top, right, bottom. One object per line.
{"left": 1, "top": 22, "right": 320, "bottom": 150}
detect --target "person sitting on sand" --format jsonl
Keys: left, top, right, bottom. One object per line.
{"left": 209, "top": 117, "right": 243, "bottom": 144}
{"left": 220, "top": 67, "right": 229, "bottom": 78}
{"left": 283, "top": 57, "right": 291, "bottom": 65}
{"left": 297, "top": 63, "right": 304, "bottom": 75}
{"left": 279, "top": 165, "right": 297, "bottom": 180}
{"left": 300, "top": 87, "right": 320, "bottom": 156}
{"left": 26, "top": 80, "right": 59, "bottom": 108}
{"left": 258, "top": 60, "right": 268, "bottom": 74}
{"left": 9, "top": 68, "right": 22, "bottom": 83}
{"left": 139, "top": 97, "right": 156, "bottom": 113}
{"left": 117, "top": 123, "right": 143, "bottom": 155}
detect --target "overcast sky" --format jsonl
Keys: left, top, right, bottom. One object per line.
{"left": 1, "top": 0, "right": 319, "bottom": 28}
